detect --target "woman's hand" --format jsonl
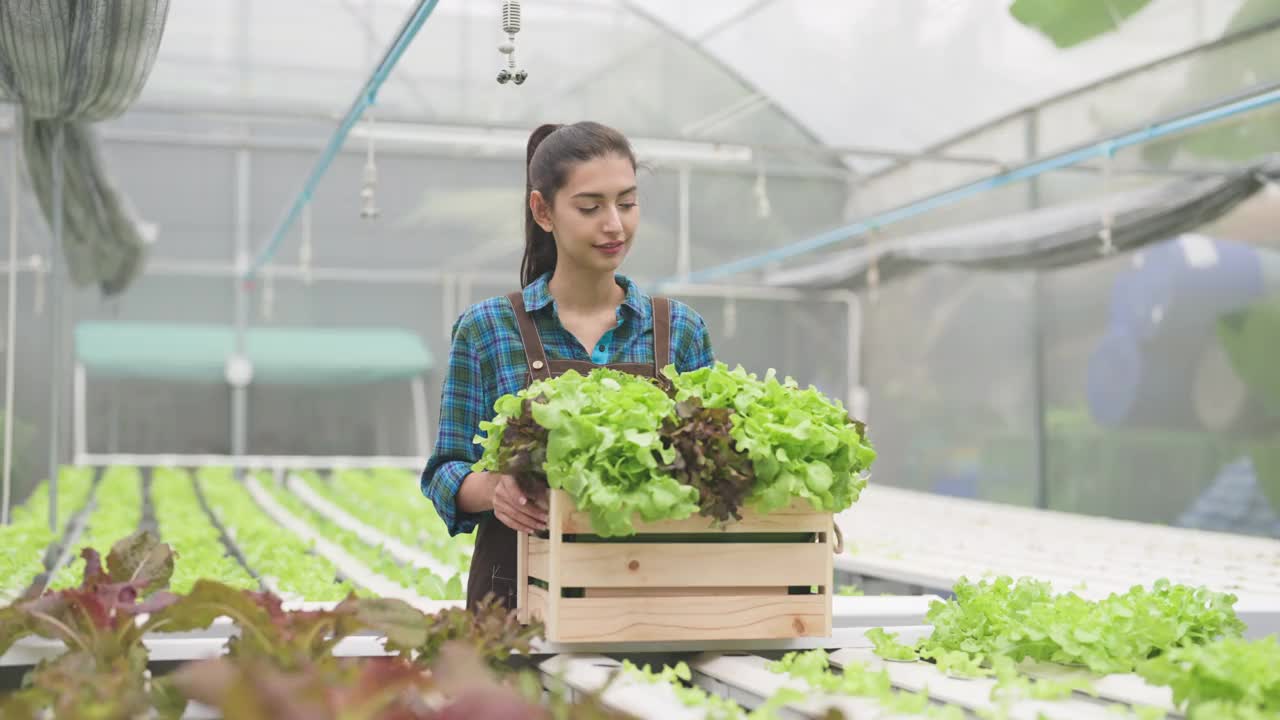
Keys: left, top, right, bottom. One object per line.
{"left": 492, "top": 474, "right": 548, "bottom": 534}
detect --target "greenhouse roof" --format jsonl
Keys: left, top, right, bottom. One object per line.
{"left": 132, "top": 0, "right": 1279, "bottom": 169}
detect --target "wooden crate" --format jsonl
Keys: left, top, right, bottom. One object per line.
{"left": 517, "top": 489, "right": 834, "bottom": 643}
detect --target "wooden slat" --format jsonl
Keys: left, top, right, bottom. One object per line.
{"left": 558, "top": 541, "right": 827, "bottom": 587}
{"left": 584, "top": 586, "right": 790, "bottom": 598}
{"left": 823, "top": 517, "right": 834, "bottom": 633}
{"left": 548, "top": 503, "right": 563, "bottom": 638}
{"left": 552, "top": 489, "right": 830, "bottom": 534}
{"left": 528, "top": 535, "right": 550, "bottom": 581}
{"left": 527, "top": 585, "right": 549, "bottom": 625}
{"left": 549, "top": 594, "right": 829, "bottom": 643}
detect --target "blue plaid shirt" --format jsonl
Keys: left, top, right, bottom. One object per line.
{"left": 420, "top": 272, "right": 715, "bottom": 535}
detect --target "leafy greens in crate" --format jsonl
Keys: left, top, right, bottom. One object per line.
{"left": 474, "top": 362, "right": 875, "bottom": 535}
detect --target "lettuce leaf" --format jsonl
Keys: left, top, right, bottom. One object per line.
{"left": 1137, "top": 635, "right": 1280, "bottom": 717}
{"left": 660, "top": 397, "right": 756, "bottom": 523}
{"left": 475, "top": 363, "right": 877, "bottom": 534}
{"left": 665, "top": 362, "right": 875, "bottom": 513}
{"left": 919, "top": 576, "right": 1246, "bottom": 675}
{"left": 475, "top": 368, "right": 697, "bottom": 536}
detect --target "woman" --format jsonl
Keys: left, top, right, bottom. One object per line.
{"left": 421, "top": 121, "right": 716, "bottom": 611}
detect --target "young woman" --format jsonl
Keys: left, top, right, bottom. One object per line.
{"left": 421, "top": 121, "right": 716, "bottom": 610}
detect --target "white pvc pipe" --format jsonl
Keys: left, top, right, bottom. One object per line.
{"left": 46, "top": 124, "right": 64, "bottom": 532}
{"left": 676, "top": 165, "right": 691, "bottom": 279}
{"left": 73, "top": 363, "right": 86, "bottom": 461}
{"left": 243, "top": 473, "right": 438, "bottom": 612}
{"left": 2, "top": 127, "right": 18, "bottom": 525}
{"left": 73, "top": 452, "right": 425, "bottom": 471}
{"left": 286, "top": 473, "right": 461, "bottom": 585}
{"left": 838, "top": 290, "right": 866, "bottom": 420}
{"left": 659, "top": 281, "right": 852, "bottom": 305}
{"left": 410, "top": 377, "right": 429, "bottom": 460}
{"left": 231, "top": 149, "right": 251, "bottom": 459}
{"left": 0, "top": 258, "right": 860, "bottom": 310}
{"left": 441, "top": 274, "right": 457, "bottom": 355}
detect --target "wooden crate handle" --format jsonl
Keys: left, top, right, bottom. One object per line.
{"left": 832, "top": 522, "right": 844, "bottom": 555}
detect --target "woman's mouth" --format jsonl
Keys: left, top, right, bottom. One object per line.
{"left": 594, "top": 241, "right": 625, "bottom": 256}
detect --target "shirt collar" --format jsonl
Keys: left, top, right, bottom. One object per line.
{"left": 523, "top": 272, "right": 650, "bottom": 321}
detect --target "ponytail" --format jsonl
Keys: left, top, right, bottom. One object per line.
{"left": 522, "top": 123, "right": 563, "bottom": 288}
{"left": 520, "top": 121, "right": 638, "bottom": 288}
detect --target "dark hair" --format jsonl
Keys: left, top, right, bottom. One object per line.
{"left": 521, "top": 121, "right": 638, "bottom": 288}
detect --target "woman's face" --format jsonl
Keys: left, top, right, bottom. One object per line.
{"left": 533, "top": 153, "right": 638, "bottom": 275}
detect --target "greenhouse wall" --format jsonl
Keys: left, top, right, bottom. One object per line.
{"left": 0, "top": 113, "right": 856, "bottom": 505}
{"left": 859, "top": 120, "right": 1280, "bottom": 539}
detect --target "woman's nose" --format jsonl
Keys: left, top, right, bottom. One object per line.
{"left": 601, "top": 207, "right": 623, "bottom": 233}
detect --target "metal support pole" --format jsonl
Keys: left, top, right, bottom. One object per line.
{"left": 47, "top": 123, "right": 65, "bottom": 531}
{"left": 410, "top": 377, "right": 429, "bottom": 459}
{"left": 231, "top": 0, "right": 251, "bottom": 465}
{"left": 441, "top": 274, "right": 457, "bottom": 350}
{"left": 232, "top": 148, "right": 251, "bottom": 458}
{"left": 73, "top": 363, "right": 86, "bottom": 462}
{"left": 676, "top": 165, "right": 692, "bottom": 279}
{"left": 2, "top": 123, "right": 19, "bottom": 525}
{"left": 1026, "top": 109, "right": 1050, "bottom": 511}
{"left": 840, "top": 291, "right": 865, "bottom": 422}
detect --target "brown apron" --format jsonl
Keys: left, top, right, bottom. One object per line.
{"left": 465, "top": 291, "right": 672, "bottom": 611}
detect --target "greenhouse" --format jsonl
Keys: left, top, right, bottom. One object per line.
{"left": 1, "top": 0, "right": 1279, "bottom": 717}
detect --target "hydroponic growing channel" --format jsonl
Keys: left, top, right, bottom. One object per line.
{"left": 2, "top": 460, "right": 1279, "bottom": 718}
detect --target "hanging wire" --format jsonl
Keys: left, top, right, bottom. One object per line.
{"left": 246, "top": 0, "right": 442, "bottom": 279}
{"left": 360, "top": 113, "right": 380, "bottom": 220}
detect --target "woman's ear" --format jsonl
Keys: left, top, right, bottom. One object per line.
{"left": 530, "top": 190, "right": 554, "bottom": 233}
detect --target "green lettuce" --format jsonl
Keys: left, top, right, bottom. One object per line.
{"left": 474, "top": 362, "right": 876, "bottom": 535}
{"left": 665, "top": 362, "right": 876, "bottom": 513}
{"left": 919, "top": 576, "right": 1246, "bottom": 675}
{"left": 660, "top": 397, "right": 756, "bottom": 523}
{"left": 475, "top": 368, "right": 698, "bottom": 536}
{"left": 1137, "top": 635, "right": 1280, "bottom": 717}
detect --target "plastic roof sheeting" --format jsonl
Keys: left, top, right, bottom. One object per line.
{"left": 133, "top": 0, "right": 1278, "bottom": 162}
{"left": 642, "top": 0, "right": 1270, "bottom": 169}
{"left": 765, "top": 155, "right": 1280, "bottom": 289}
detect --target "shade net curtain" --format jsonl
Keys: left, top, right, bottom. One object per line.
{"left": 0, "top": 0, "right": 169, "bottom": 295}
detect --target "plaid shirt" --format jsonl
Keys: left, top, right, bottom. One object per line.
{"left": 420, "top": 272, "right": 715, "bottom": 535}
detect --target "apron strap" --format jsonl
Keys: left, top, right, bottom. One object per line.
{"left": 506, "top": 291, "right": 552, "bottom": 381}
{"left": 651, "top": 296, "right": 672, "bottom": 373}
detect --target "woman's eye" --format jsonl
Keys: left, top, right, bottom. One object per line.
{"left": 619, "top": 202, "right": 638, "bottom": 210}
{"left": 577, "top": 206, "right": 599, "bottom": 214}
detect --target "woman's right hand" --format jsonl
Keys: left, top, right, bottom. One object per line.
{"left": 492, "top": 474, "right": 548, "bottom": 534}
